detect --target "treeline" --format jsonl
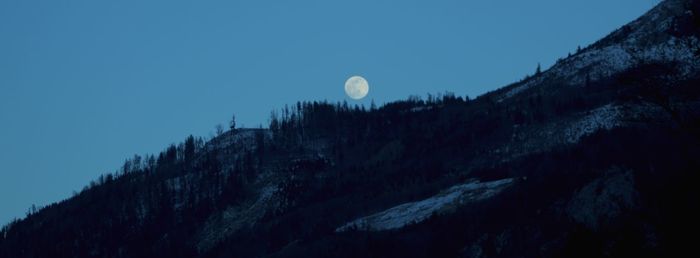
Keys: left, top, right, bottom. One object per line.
{"left": 0, "top": 93, "right": 410, "bottom": 243}
{"left": 267, "top": 92, "right": 469, "bottom": 147}
{"left": 0, "top": 130, "right": 257, "bottom": 257}
{"left": 3, "top": 58, "right": 697, "bottom": 257}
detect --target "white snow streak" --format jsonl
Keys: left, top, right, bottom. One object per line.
{"left": 564, "top": 104, "right": 624, "bottom": 143}
{"left": 336, "top": 178, "right": 516, "bottom": 232}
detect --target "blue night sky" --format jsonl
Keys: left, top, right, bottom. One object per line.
{"left": 0, "top": 0, "right": 654, "bottom": 225}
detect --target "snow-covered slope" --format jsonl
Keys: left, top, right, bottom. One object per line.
{"left": 500, "top": 0, "right": 700, "bottom": 101}
{"left": 489, "top": 101, "right": 674, "bottom": 166}
{"left": 196, "top": 184, "right": 278, "bottom": 252}
{"left": 336, "top": 178, "right": 516, "bottom": 232}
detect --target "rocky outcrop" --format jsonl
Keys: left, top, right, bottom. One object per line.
{"left": 566, "top": 168, "right": 640, "bottom": 230}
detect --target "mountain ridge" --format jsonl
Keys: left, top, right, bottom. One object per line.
{"left": 495, "top": 0, "right": 699, "bottom": 102}
{"left": 2, "top": 1, "right": 700, "bottom": 257}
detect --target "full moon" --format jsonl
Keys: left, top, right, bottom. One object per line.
{"left": 344, "top": 76, "right": 369, "bottom": 100}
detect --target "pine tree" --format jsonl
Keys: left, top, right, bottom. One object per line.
{"left": 184, "top": 135, "right": 196, "bottom": 163}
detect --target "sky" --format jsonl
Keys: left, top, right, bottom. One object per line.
{"left": 0, "top": 0, "right": 655, "bottom": 225}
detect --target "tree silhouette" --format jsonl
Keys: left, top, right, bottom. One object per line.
{"left": 229, "top": 114, "right": 237, "bottom": 130}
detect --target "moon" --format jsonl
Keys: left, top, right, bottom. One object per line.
{"left": 344, "top": 76, "right": 369, "bottom": 100}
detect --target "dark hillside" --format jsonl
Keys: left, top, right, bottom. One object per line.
{"left": 1, "top": 0, "right": 700, "bottom": 257}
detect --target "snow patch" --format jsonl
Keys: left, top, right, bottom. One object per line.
{"left": 564, "top": 104, "right": 624, "bottom": 143}
{"left": 196, "top": 183, "right": 278, "bottom": 252}
{"left": 205, "top": 129, "right": 270, "bottom": 152}
{"left": 336, "top": 178, "right": 516, "bottom": 232}
{"left": 409, "top": 106, "right": 434, "bottom": 112}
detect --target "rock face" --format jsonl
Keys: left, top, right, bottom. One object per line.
{"left": 336, "top": 178, "right": 516, "bottom": 232}
{"left": 567, "top": 169, "right": 639, "bottom": 230}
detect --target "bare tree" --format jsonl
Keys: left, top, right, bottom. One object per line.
{"left": 216, "top": 123, "right": 224, "bottom": 136}
{"left": 229, "top": 114, "right": 237, "bottom": 130}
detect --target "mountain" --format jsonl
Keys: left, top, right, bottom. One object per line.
{"left": 2, "top": 0, "right": 700, "bottom": 257}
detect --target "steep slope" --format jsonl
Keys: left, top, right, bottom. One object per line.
{"left": 2, "top": 1, "right": 700, "bottom": 257}
{"left": 335, "top": 178, "right": 517, "bottom": 232}
{"left": 499, "top": 0, "right": 700, "bottom": 100}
